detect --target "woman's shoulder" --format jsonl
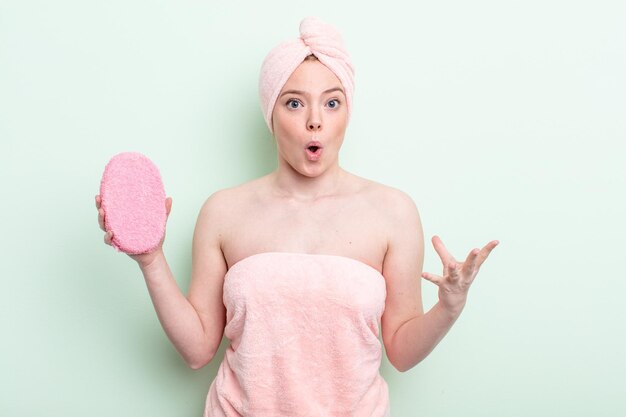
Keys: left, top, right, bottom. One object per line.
{"left": 350, "top": 173, "right": 416, "bottom": 207}
{"left": 201, "top": 172, "right": 416, "bottom": 213}
{"left": 199, "top": 175, "right": 270, "bottom": 213}
{"left": 350, "top": 176, "right": 422, "bottom": 245}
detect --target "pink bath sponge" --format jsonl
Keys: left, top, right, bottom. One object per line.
{"left": 99, "top": 152, "right": 167, "bottom": 255}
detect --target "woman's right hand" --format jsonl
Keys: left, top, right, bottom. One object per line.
{"left": 95, "top": 194, "right": 173, "bottom": 268}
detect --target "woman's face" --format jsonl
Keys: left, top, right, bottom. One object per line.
{"left": 271, "top": 58, "right": 348, "bottom": 177}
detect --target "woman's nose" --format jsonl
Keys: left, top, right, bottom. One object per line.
{"left": 306, "top": 102, "right": 322, "bottom": 131}
{"left": 307, "top": 120, "right": 321, "bottom": 131}
{"left": 307, "top": 110, "right": 322, "bottom": 131}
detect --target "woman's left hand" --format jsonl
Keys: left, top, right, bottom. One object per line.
{"left": 421, "top": 235, "right": 499, "bottom": 314}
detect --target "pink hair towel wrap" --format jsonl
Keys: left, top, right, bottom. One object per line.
{"left": 99, "top": 152, "right": 167, "bottom": 255}
{"left": 258, "top": 16, "right": 355, "bottom": 135}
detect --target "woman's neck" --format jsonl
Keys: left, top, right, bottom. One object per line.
{"left": 270, "top": 163, "right": 348, "bottom": 202}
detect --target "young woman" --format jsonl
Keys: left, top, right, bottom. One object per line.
{"left": 95, "top": 16, "right": 498, "bottom": 417}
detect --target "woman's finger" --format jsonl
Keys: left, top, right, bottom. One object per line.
{"left": 476, "top": 240, "right": 499, "bottom": 267}
{"left": 448, "top": 261, "right": 460, "bottom": 281}
{"left": 432, "top": 235, "right": 456, "bottom": 266}
{"left": 95, "top": 195, "right": 100, "bottom": 209}
{"left": 463, "top": 248, "right": 480, "bottom": 275}
{"left": 104, "top": 231, "right": 113, "bottom": 246}
{"left": 98, "top": 208, "right": 105, "bottom": 231}
{"left": 166, "top": 197, "right": 172, "bottom": 217}
{"left": 422, "top": 271, "right": 443, "bottom": 286}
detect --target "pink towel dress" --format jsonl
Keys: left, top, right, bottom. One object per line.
{"left": 204, "top": 252, "right": 390, "bottom": 417}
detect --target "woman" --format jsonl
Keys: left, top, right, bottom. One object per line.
{"left": 95, "top": 17, "right": 498, "bottom": 417}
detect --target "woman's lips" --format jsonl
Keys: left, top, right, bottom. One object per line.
{"left": 305, "top": 146, "right": 322, "bottom": 161}
{"left": 305, "top": 140, "right": 323, "bottom": 161}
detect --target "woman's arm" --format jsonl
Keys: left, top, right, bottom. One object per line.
{"left": 139, "top": 192, "right": 228, "bottom": 370}
{"left": 96, "top": 193, "right": 227, "bottom": 370}
{"left": 380, "top": 190, "right": 497, "bottom": 372}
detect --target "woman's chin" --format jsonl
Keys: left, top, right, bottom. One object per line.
{"left": 278, "top": 155, "right": 337, "bottom": 178}
{"left": 297, "top": 166, "right": 323, "bottom": 178}
{"left": 288, "top": 161, "right": 324, "bottom": 178}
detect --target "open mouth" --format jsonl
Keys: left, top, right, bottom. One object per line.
{"left": 305, "top": 145, "right": 322, "bottom": 160}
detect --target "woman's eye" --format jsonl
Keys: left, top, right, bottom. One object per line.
{"left": 287, "top": 99, "right": 300, "bottom": 109}
{"left": 327, "top": 99, "right": 339, "bottom": 108}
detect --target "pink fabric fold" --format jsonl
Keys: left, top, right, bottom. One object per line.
{"left": 258, "top": 16, "right": 355, "bottom": 135}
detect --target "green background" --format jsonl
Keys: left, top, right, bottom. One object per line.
{"left": 1, "top": 0, "right": 624, "bottom": 415}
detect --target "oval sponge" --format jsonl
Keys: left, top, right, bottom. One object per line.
{"left": 99, "top": 152, "right": 167, "bottom": 255}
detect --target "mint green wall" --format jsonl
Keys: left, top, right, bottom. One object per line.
{"left": 1, "top": 1, "right": 624, "bottom": 415}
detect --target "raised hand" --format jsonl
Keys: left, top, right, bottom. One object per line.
{"left": 421, "top": 235, "right": 499, "bottom": 313}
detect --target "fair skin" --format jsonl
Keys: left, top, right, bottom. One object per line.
{"left": 95, "top": 57, "right": 498, "bottom": 372}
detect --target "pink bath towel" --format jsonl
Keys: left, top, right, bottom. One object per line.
{"left": 99, "top": 152, "right": 167, "bottom": 255}
{"left": 204, "top": 252, "right": 390, "bottom": 417}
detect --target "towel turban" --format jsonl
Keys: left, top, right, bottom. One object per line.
{"left": 258, "top": 16, "right": 355, "bottom": 135}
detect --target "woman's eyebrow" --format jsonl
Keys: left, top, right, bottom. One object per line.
{"left": 280, "top": 87, "right": 344, "bottom": 98}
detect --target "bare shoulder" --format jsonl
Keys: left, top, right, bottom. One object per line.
{"left": 197, "top": 188, "right": 232, "bottom": 231}
{"left": 354, "top": 175, "right": 419, "bottom": 218}
{"left": 199, "top": 175, "right": 268, "bottom": 216}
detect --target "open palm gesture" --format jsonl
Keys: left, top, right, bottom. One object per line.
{"left": 422, "top": 235, "right": 499, "bottom": 313}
